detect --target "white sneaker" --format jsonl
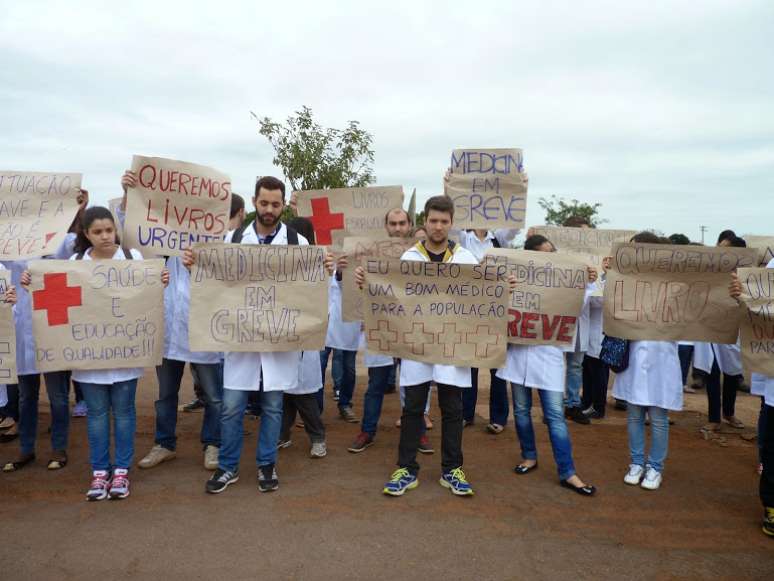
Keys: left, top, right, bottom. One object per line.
{"left": 623, "top": 464, "right": 644, "bottom": 485}
{"left": 204, "top": 445, "right": 219, "bottom": 470}
{"left": 310, "top": 442, "right": 327, "bottom": 458}
{"left": 138, "top": 444, "right": 176, "bottom": 469}
{"left": 640, "top": 466, "right": 662, "bottom": 490}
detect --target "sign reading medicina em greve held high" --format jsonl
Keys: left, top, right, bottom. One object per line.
{"left": 123, "top": 156, "right": 232, "bottom": 257}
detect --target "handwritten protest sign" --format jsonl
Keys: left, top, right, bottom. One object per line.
{"left": 745, "top": 236, "right": 774, "bottom": 266}
{"left": 485, "top": 249, "right": 588, "bottom": 347}
{"left": 445, "top": 148, "right": 527, "bottom": 230}
{"left": 29, "top": 259, "right": 165, "bottom": 372}
{"left": 295, "top": 186, "right": 404, "bottom": 245}
{"left": 362, "top": 259, "right": 508, "bottom": 367}
{"left": 0, "top": 171, "right": 81, "bottom": 260}
{"left": 124, "top": 156, "right": 231, "bottom": 257}
{"left": 603, "top": 243, "right": 756, "bottom": 343}
{"left": 0, "top": 271, "right": 17, "bottom": 383}
{"left": 340, "top": 236, "right": 416, "bottom": 321}
{"left": 737, "top": 268, "right": 774, "bottom": 376}
{"left": 531, "top": 226, "right": 637, "bottom": 255}
{"left": 188, "top": 243, "right": 328, "bottom": 352}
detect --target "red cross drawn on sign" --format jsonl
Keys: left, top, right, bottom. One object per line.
{"left": 368, "top": 320, "right": 398, "bottom": 351}
{"left": 32, "top": 272, "right": 82, "bottom": 326}
{"left": 466, "top": 325, "right": 501, "bottom": 359}
{"left": 403, "top": 322, "right": 434, "bottom": 356}
{"left": 309, "top": 197, "right": 345, "bottom": 245}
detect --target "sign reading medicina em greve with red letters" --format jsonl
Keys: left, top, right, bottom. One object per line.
{"left": 123, "top": 156, "right": 232, "bottom": 257}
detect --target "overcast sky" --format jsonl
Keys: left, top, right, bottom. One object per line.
{"left": 2, "top": 0, "right": 772, "bottom": 243}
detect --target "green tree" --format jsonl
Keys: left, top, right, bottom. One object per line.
{"left": 537, "top": 195, "right": 607, "bottom": 227}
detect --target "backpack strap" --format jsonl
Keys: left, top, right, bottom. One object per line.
{"left": 491, "top": 237, "right": 501, "bottom": 249}
{"left": 230, "top": 225, "right": 247, "bottom": 244}
{"left": 123, "top": 248, "right": 133, "bottom": 260}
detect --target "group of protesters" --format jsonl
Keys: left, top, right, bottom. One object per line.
{"left": 0, "top": 167, "right": 771, "bottom": 540}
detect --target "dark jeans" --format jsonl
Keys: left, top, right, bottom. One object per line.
{"left": 581, "top": 356, "right": 610, "bottom": 415}
{"left": 154, "top": 358, "right": 223, "bottom": 450}
{"left": 281, "top": 393, "right": 325, "bottom": 443}
{"left": 398, "top": 382, "right": 463, "bottom": 475}
{"left": 0, "top": 383, "right": 19, "bottom": 421}
{"left": 18, "top": 372, "right": 70, "bottom": 455}
{"left": 362, "top": 366, "right": 392, "bottom": 436}
{"left": 678, "top": 344, "right": 694, "bottom": 386}
{"left": 760, "top": 398, "right": 768, "bottom": 463}
{"left": 464, "top": 368, "right": 509, "bottom": 426}
{"left": 761, "top": 403, "right": 774, "bottom": 508}
{"left": 706, "top": 360, "right": 740, "bottom": 423}
{"left": 325, "top": 349, "right": 356, "bottom": 409}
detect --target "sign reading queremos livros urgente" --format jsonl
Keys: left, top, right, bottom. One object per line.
{"left": 485, "top": 249, "right": 588, "bottom": 347}
{"left": 362, "top": 259, "right": 509, "bottom": 367}
{"left": 29, "top": 259, "right": 166, "bottom": 372}
{"left": 737, "top": 267, "right": 774, "bottom": 377}
{"left": 603, "top": 243, "right": 757, "bottom": 343}
{"left": 0, "top": 171, "right": 82, "bottom": 260}
{"left": 0, "top": 271, "right": 17, "bottom": 383}
{"left": 188, "top": 243, "right": 329, "bottom": 352}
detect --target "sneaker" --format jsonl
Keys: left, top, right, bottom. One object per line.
{"left": 440, "top": 467, "right": 474, "bottom": 496}
{"left": 206, "top": 468, "right": 239, "bottom": 494}
{"left": 258, "top": 464, "right": 279, "bottom": 492}
{"left": 138, "top": 444, "right": 176, "bottom": 469}
{"left": 383, "top": 468, "right": 418, "bottom": 496}
{"left": 418, "top": 435, "right": 434, "bottom": 454}
{"left": 71, "top": 401, "right": 88, "bottom": 417}
{"left": 339, "top": 406, "right": 359, "bottom": 423}
{"left": 277, "top": 439, "right": 292, "bottom": 450}
{"left": 310, "top": 442, "right": 327, "bottom": 458}
{"left": 623, "top": 464, "right": 645, "bottom": 485}
{"left": 109, "top": 469, "right": 131, "bottom": 500}
{"left": 86, "top": 470, "right": 112, "bottom": 501}
{"left": 348, "top": 432, "right": 374, "bottom": 453}
{"left": 640, "top": 466, "right": 662, "bottom": 490}
{"left": 568, "top": 407, "right": 591, "bottom": 425}
{"left": 203, "top": 445, "right": 219, "bottom": 470}
{"left": 763, "top": 507, "right": 774, "bottom": 538}
{"left": 182, "top": 398, "right": 205, "bottom": 413}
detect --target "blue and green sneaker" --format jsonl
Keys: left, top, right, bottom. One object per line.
{"left": 383, "top": 468, "right": 418, "bottom": 496}
{"left": 440, "top": 467, "right": 474, "bottom": 496}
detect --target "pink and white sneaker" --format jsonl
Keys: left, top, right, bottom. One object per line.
{"left": 109, "top": 468, "right": 131, "bottom": 500}
{"left": 86, "top": 470, "right": 112, "bottom": 501}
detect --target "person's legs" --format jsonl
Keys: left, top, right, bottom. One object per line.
{"left": 257, "top": 390, "right": 284, "bottom": 467}
{"left": 295, "top": 394, "right": 326, "bottom": 443}
{"left": 0, "top": 383, "right": 19, "bottom": 421}
{"left": 337, "top": 350, "right": 357, "bottom": 410}
{"left": 759, "top": 398, "right": 767, "bottom": 464}
{"left": 362, "top": 366, "right": 391, "bottom": 436}
{"left": 512, "top": 383, "right": 537, "bottom": 463}
{"left": 331, "top": 349, "right": 344, "bottom": 394}
{"left": 386, "top": 362, "right": 397, "bottom": 392}
{"left": 17, "top": 374, "right": 41, "bottom": 455}
{"left": 280, "top": 393, "right": 297, "bottom": 442}
{"left": 192, "top": 361, "right": 223, "bottom": 448}
{"left": 593, "top": 361, "right": 610, "bottom": 415}
{"left": 463, "top": 368, "right": 478, "bottom": 424}
{"left": 397, "top": 382, "right": 430, "bottom": 475}
{"left": 110, "top": 380, "right": 138, "bottom": 469}
{"left": 73, "top": 380, "right": 84, "bottom": 404}
{"left": 646, "top": 406, "right": 669, "bottom": 472}
{"left": 706, "top": 360, "right": 722, "bottom": 424}
{"left": 43, "top": 371, "right": 70, "bottom": 453}
{"left": 489, "top": 369, "right": 509, "bottom": 426}
{"left": 319, "top": 347, "right": 332, "bottom": 389}
{"left": 79, "top": 383, "right": 111, "bottom": 471}
{"left": 218, "top": 389, "right": 249, "bottom": 472}
{"left": 760, "top": 404, "right": 774, "bottom": 509}
{"left": 539, "top": 389, "right": 576, "bottom": 480}
{"left": 721, "top": 373, "right": 740, "bottom": 419}
{"left": 564, "top": 351, "right": 584, "bottom": 409}
{"left": 678, "top": 344, "right": 694, "bottom": 386}
{"left": 436, "top": 383, "right": 464, "bottom": 473}
{"left": 627, "top": 404, "right": 647, "bottom": 467}
{"left": 581, "top": 355, "right": 594, "bottom": 411}
{"left": 153, "top": 358, "right": 185, "bottom": 450}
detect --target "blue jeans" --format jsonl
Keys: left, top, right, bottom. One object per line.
{"left": 627, "top": 404, "right": 669, "bottom": 472}
{"left": 18, "top": 372, "right": 70, "bottom": 455}
{"left": 564, "top": 351, "right": 584, "bottom": 408}
{"left": 362, "top": 366, "right": 392, "bottom": 436}
{"left": 335, "top": 350, "right": 357, "bottom": 409}
{"left": 464, "top": 368, "right": 509, "bottom": 425}
{"left": 219, "top": 388, "right": 284, "bottom": 472}
{"left": 319, "top": 347, "right": 343, "bottom": 392}
{"left": 513, "top": 384, "right": 576, "bottom": 480}
{"left": 80, "top": 380, "right": 138, "bottom": 471}
{"left": 154, "top": 358, "right": 223, "bottom": 450}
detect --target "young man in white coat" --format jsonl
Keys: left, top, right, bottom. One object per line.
{"left": 356, "top": 196, "right": 491, "bottom": 496}
{"left": 118, "top": 171, "right": 225, "bottom": 472}
{"left": 185, "top": 176, "right": 332, "bottom": 494}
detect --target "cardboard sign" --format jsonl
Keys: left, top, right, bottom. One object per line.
{"left": 124, "top": 156, "right": 232, "bottom": 257}
{"left": 737, "top": 268, "right": 774, "bottom": 376}
{"left": 744, "top": 236, "right": 774, "bottom": 266}
{"left": 189, "top": 243, "right": 328, "bottom": 352}
{"left": 0, "top": 171, "right": 82, "bottom": 260}
{"left": 0, "top": 271, "right": 17, "bottom": 383}
{"left": 295, "top": 186, "right": 404, "bottom": 245}
{"left": 29, "top": 259, "right": 165, "bottom": 372}
{"left": 603, "top": 243, "right": 757, "bottom": 343}
{"left": 445, "top": 148, "right": 527, "bottom": 230}
{"left": 362, "top": 259, "right": 509, "bottom": 368}
{"left": 340, "top": 236, "right": 416, "bottom": 321}
{"left": 530, "top": 226, "right": 637, "bottom": 255}
{"left": 485, "top": 249, "right": 588, "bottom": 347}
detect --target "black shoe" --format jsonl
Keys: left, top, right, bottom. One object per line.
{"left": 582, "top": 407, "right": 605, "bottom": 420}
{"left": 513, "top": 462, "right": 538, "bottom": 475}
{"left": 206, "top": 468, "right": 239, "bottom": 494}
{"left": 183, "top": 398, "right": 205, "bottom": 413}
{"left": 568, "top": 407, "right": 590, "bottom": 425}
{"left": 258, "top": 464, "right": 279, "bottom": 493}
{"left": 560, "top": 479, "right": 596, "bottom": 496}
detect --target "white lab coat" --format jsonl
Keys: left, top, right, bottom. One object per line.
{"left": 284, "top": 350, "right": 323, "bottom": 395}
{"left": 692, "top": 341, "right": 743, "bottom": 376}
{"left": 397, "top": 243, "right": 478, "bottom": 388}
{"left": 2, "top": 233, "right": 76, "bottom": 377}
{"left": 612, "top": 341, "right": 683, "bottom": 411}
{"left": 222, "top": 223, "right": 308, "bottom": 392}
{"left": 69, "top": 247, "right": 146, "bottom": 385}
{"left": 324, "top": 276, "right": 360, "bottom": 351}
{"left": 454, "top": 229, "right": 519, "bottom": 261}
